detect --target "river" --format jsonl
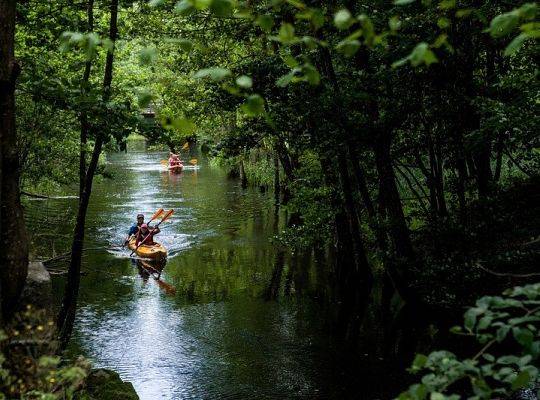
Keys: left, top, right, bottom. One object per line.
{"left": 27, "top": 150, "right": 406, "bottom": 399}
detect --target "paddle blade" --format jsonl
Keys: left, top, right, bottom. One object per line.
{"left": 160, "top": 209, "right": 174, "bottom": 224}
{"left": 149, "top": 208, "right": 165, "bottom": 223}
{"left": 160, "top": 160, "right": 168, "bottom": 165}
{"left": 182, "top": 142, "right": 189, "bottom": 150}
{"left": 189, "top": 159, "right": 198, "bottom": 165}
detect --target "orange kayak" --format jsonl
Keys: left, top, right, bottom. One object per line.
{"left": 128, "top": 238, "right": 167, "bottom": 260}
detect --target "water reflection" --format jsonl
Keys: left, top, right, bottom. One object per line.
{"left": 28, "top": 151, "right": 413, "bottom": 399}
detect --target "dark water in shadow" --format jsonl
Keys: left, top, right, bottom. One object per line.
{"left": 28, "top": 151, "right": 410, "bottom": 399}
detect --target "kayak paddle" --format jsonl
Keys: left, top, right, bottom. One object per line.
{"left": 123, "top": 208, "right": 164, "bottom": 247}
{"left": 130, "top": 209, "right": 174, "bottom": 257}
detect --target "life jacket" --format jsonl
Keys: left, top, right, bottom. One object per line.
{"left": 136, "top": 229, "right": 155, "bottom": 246}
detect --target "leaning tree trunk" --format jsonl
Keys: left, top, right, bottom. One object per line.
{"left": 57, "top": 0, "right": 118, "bottom": 347}
{"left": 79, "top": 0, "right": 94, "bottom": 197}
{"left": 0, "top": 0, "right": 29, "bottom": 321}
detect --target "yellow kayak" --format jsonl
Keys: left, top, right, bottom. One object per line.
{"left": 128, "top": 238, "right": 167, "bottom": 260}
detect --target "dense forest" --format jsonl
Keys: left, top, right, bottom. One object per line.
{"left": 0, "top": 0, "right": 539, "bottom": 398}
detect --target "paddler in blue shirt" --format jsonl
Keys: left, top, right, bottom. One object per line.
{"left": 125, "top": 213, "right": 144, "bottom": 245}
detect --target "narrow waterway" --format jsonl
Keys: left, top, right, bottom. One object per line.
{"left": 28, "top": 151, "right": 405, "bottom": 399}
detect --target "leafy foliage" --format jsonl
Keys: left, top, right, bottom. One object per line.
{"left": 398, "top": 283, "right": 540, "bottom": 399}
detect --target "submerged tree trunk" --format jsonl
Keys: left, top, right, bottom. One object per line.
{"left": 0, "top": 0, "right": 29, "bottom": 321}
{"left": 58, "top": 0, "right": 119, "bottom": 347}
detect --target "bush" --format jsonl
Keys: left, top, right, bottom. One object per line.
{"left": 398, "top": 283, "right": 540, "bottom": 400}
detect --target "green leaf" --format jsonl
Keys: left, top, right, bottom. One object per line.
{"left": 511, "top": 370, "right": 530, "bottom": 390}
{"left": 438, "top": 0, "right": 455, "bottom": 9}
{"left": 334, "top": 9, "right": 353, "bottom": 30}
{"left": 278, "top": 23, "right": 296, "bottom": 43}
{"left": 389, "top": 16, "right": 402, "bottom": 31}
{"left": 175, "top": 0, "right": 195, "bottom": 15}
{"left": 336, "top": 39, "right": 361, "bottom": 57}
{"left": 241, "top": 94, "right": 265, "bottom": 116}
{"left": 394, "top": 0, "right": 416, "bottom": 5}
{"left": 236, "top": 75, "right": 253, "bottom": 88}
{"left": 437, "top": 17, "right": 451, "bottom": 28}
{"left": 148, "top": 0, "right": 166, "bottom": 6}
{"left": 255, "top": 14, "right": 274, "bottom": 32}
{"left": 513, "top": 327, "right": 534, "bottom": 347}
{"left": 194, "top": 67, "right": 232, "bottom": 80}
{"left": 172, "top": 118, "right": 196, "bottom": 134}
{"left": 303, "top": 64, "right": 320, "bottom": 85}
{"left": 276, "top": 71, "right": 295, "bottom": 87}
{"left": 496, "top": 325, "right": 510, "bottom": 342}
{"left": 194, "top": 0, "right": 212, "bottom": 9}
{"left": 211, "top": 0, "right": 233, "bottom": 17}
{"left": 139, "top": 47, "right": 157, "bottom": 65}
{"left": 489, "top": 11, "right": 520, "bottom": 38}
{"left": 504, "top": 33, "right": 529, "bottom": 56}
{"left": 410, "top": 42, "right": 438, "bottom": 66}
{"left": 412, "top": 354, "right": 428, "bottom": 370}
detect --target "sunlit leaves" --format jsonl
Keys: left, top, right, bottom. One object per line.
{"left": 162, "top": 116, "right": 197, "bottom": 134}
{"left": 175, "top": 0, "right": 195, "bottom": 15}
{"left": 334, "top": 9, "right": 353, "bottom": 30}
{"left": 194, "top": 67, "right": 232, "bottom": 80}
{"left": 488, "top": 3, "right": 537, "bottom": 38}
{"left": 255, "top": 14, "right": 274, "bottom": 32}
{"left": 277, "top": 23, "right": 296, "bottom": 44}
{"left": 235, "top": 75, "right": 252, "bottom": 88}
{"left": 164, "top": 38, "right": 194, "bottom": 53}
{"left": 394, "top": 0, "right": 416, "bottom": 5}
{"left": 336, "top": 39, "right": 361, "bottom": 57}
{"left": 148, "top": 0, "right": 166, "bottom": 6}
{"left": 296, "top": 8, "right": 325, "bottom": 30}
{"left": 59, "top": 32, "right": 110, "bottom": 61}
{"left": 241, "top": 94, "right": 265, "bottom": 116}
{"left": 489, "top": 11, "right": 521, "bottom": 38}
{"left": 392, "top": 42, "right": 438, "bottom": 68}
{"left": 210, "top": 0, "right": 234, "bottom": 17}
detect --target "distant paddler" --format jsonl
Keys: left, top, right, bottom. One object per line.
{"left": 168, "top": 152, "right": 183, "bottom": 172}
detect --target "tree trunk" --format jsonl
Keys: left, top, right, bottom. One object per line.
{"left": 79, "top": 0, "right": 94, "bottom": 197}
{"left": 57, "top": 0, "right": 119, "bottom": 347}
{"left": 273, "top": 152, "right": 280, "bottom": 206}
{"left": 0, "top": 0, "right": 29, "bottom": 320}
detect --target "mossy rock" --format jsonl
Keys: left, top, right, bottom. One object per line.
{"left": 85, "top": 369, "right": 139, "bottom": 400}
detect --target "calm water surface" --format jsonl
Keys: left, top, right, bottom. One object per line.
{"left": 33, "top": 151, "right": 398, "bottom": 399}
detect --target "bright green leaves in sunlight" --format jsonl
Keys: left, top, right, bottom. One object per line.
{"left": 275, "top": 23, "right": 298, "bottom": 44}
{"left": 334, "top": 9, "right": 354, "bottom": 30}
{"left": 486, "top": 3, "right": 538, "bottom": 56}
{"left": 194, "top": 67, "right": 232, "bottom": 80}
{"left": 255, "top": 14, "right": 274, "bottom": 32}
{"left": 236, "top": 75, "right": 252, "bottom": 88}
{"left": 164, "top": 38, "right": 194, "bottom": 53}
{"left": 174, "top": 0, "right": 235, "bottom": 16}
{"left": 392, "top": 42, "right": 438, "bottom": 68}
{"left": 161, "top": 116, "right": 197, "bottom": 135}
{"left": 59, "top": 32, "right": 112, "bottom": 61}
{"left": 241, "top": 94, "right": 265, "bottom": 117}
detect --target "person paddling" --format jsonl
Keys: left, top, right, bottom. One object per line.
{"left": 136, "top": 223, "right": 160, "bottom": 246}
{"left": 125, "top": 213, "right": 144, "bottom": 245}
{"left": 168, "top": 152, "right": 182, "bottom": 167}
